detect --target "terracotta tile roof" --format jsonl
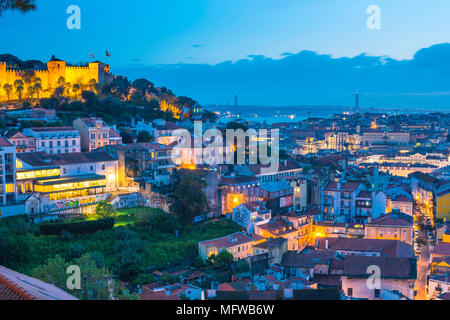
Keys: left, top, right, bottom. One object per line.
{"left": 257, "top": 220, "right": 296, "bottom": 236}
{"left": 343, "top": 256, "right": 416, "bottom": 279}
{"left": 313, "top": 274, "right": 342, "bottom": 288}
{"left": 139, "top": 283, "right": 200, "bottom": 300}
{"left": 317, "top": 238, "right": 413, "bottom": 258}
{"left": 199, "top": 232, "right": 257, "bottom": 249}
{"left": 0, "top": 266, "right": 77, "bottom": 300}
{"left": 0, "top": 137, "right": 13, "bottom": 147}
{"left": 281, "top": 250, "right": 336, "bottom": 268}
{"left": 368, "top": 213, "right": 413, "bottom": 227}
{"left": 242, "top": 201, "right": 268, "bottom": 212}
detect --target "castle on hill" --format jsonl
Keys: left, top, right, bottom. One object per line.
{"left": 0, "top": 55, "right": 110, "bottom": 101}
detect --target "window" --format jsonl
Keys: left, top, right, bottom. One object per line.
{"left": 374, "top": 289, "right": 380, "bottom": 298}
{"left": 91, "top": 134, "right": 95, "bottom": 139}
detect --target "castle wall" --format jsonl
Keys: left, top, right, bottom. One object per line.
{"left": 0, "top": 60, "right": 108, "bottom": 102}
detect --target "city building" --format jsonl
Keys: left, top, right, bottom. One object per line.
{"left": 22, "top": 127, "right": 80, "bottom": 154}
{"left": 365, "top": 212, "right": 414, "bottom": 245}
{"left": 73, "top": 117, "right": 122, "bottom": 152}
{"left": 341, "top": 256, "right": 416, "bottom": 300}
{"left": 5, "top": 131, "right": 36, "bottom": 153}
{"left": 15, "top": 151, "right": 119, "bottom": 215}
{"left": 198, "top": 232, "right": 263, "bottom": 262}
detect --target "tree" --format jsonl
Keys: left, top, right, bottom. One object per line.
{"left": 72, "top": 83, "right": 80, "bottom": 100}
{"left": 137, "top": 130, "right": 152, "bottom": 143}
{"left": 0, "top": 0, "right": 36, "bottom": 15}
{"left": 3, "top": 84, "right": 12, "bottom": 102}
{"left": 114, "top": 228, "right": 144, "bottom": 279}
{"left": 13, "top": 79, "right": 24, "bottom": 103}
{"left": 32, "top": 253, "right": 115, "bottom": 300}
{"left": 95, "top": 201, "right": 116, "bottom": 219}
{"left": 171, "top": 176, "right": 208, "bottom": 225}
{"left": 88, "top": 79, "right": 98, "bottom": 93}
{"left": 33, "top": 78, "right": 42, "bottom": 100}
{"left": 133, "top": 78, "right": 154, "bottom": 94}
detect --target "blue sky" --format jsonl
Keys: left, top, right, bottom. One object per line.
{"left": 2, "top": 0, "right": 450, "bottom": 107}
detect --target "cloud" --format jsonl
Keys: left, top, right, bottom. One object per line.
{"left": 114, "top": 43, "right": 450, "bottom": 108}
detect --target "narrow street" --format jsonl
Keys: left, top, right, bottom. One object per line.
{"left": 415, "top": 243, "right": 430, "bottom": 300}
{"left": 414, "top": 209, "right": 432, "bottom": 300}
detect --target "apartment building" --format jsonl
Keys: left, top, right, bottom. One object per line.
{"left": 198, "top": 232, "right": 264, "bottom": 262}
{"left": 365, "top": 212, "right": 414, "bottom": 245}
{"left": 5, "top": 131, "right": 36, "bottom": 153}
{"left": 73, "top": 117, "right": 122, "bottom": 151}
{"left": 22, "top": 127, "right": 81, "bottom": 154}
{"left": 320, "top": 180, "right": 365, "bottom": 222}
{"left": 0, "top": 137, "right": 17, "bottom": 206}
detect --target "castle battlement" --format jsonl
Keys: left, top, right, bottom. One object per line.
{"left": 0, "top": 56, "right": 110, "bottom": 102}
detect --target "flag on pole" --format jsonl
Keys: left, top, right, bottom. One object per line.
{"left": 106, "top": 50, "right": 111, "bottom": 57}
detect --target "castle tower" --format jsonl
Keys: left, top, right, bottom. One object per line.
{"left": 46, "top": 56, "right": 66, "bottom": 89}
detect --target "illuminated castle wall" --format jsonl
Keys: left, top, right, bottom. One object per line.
{"left": 0, "top": 58, "right": 110, "bottom": 101}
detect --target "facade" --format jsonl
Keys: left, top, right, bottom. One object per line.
{"left": 16, "top": 151, "right": 118, "bottom": 215}
{"left": 341, "top": 256, "right": 416, "bottom": 300}
{"left": 22, "top": 127, "right": 80, "bottom": 154}
{"left": 320, "top": 180, "right": 364, "bottom": 221}
{"left": 5, "top": 131, "right": 36, "bottom": 153}
{"left": 232, "top": 201, "right": 271, "bottom": 234}
{"left": 387, "top": 195, "right": 413, "bottom": 216}
{"left": 73, "top": 117, "right": 122, "bottom": 151}
{"left": 198, "top": 232, "right": 263, "bottom": 262}
{"left": 104, "top": 142, "right": 175, "bottom": 189}
{"left": 361, "top": 130, "right": 410, "bottom": 147}
{"left": 151, "top": 119, "right": 183, "bottom": 146}
{"left": 255, "top": 219, "right": 299, "bottom": 251}
{"left": 0, "top": 137, "right": 17, "bottom": 207}
{"left": 365, "top": 212, "right": 414, "bottom": 245}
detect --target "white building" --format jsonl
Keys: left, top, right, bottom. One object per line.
{"left": 22, "top": 127, "right": 81, "bottom": 154}
{"left": 232, "top": 201, "right": 271, "bottom": 234}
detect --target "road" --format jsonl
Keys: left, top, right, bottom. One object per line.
{"left": 415, "top": 243, "right": 430, "bottom": 300}
{"left": 414, "top": 209, "right": 432, "bottom": 300}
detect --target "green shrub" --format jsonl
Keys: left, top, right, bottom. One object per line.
{"left": 40, "top": 218, "right": 115, "bottom": 235}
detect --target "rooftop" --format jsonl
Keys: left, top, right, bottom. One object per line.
{"left": 0, "top": 265, "right": 77, "bottom": 300}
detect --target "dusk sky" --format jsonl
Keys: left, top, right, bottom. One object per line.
{"left": 2, "top": 0, "right": 450, "bottom": 107}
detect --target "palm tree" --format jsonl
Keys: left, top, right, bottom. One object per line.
{"left": 57, "top": 76, "right": 66, "bottom": 88}
{"left": 27, "top": 85, "right": 36, "bottom": 103}
{"left": 33, "top": 78, "right": 42, "bottom": 101}
{"left": 3, "top": 84, "right": 12, "bottom": 103}
{"left": 64, "top": 82, "right": 72, "bottom": 98}
{"left": 14, "top": 79, "right": 24, "bottom": 103}
{"left": 72, "top": 83, "right": 80, "bottom": 100}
